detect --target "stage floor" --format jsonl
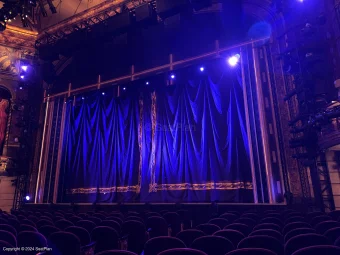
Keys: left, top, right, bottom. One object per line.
{"left": 23, "top": 202, "right": 300, "bottom": 214}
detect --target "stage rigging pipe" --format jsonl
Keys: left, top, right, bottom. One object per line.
{"left": 53, "top": 97, "right": 67, "bottom": 203}
{"left": 45, "top": 37, "right": 269, "bottom": 100}
{"left": 264, "top": 47, "right": 286, "bottom": 199}
{"left": 35, "top": 96, "right": 50, "bottom": 203}
{"left": 253, "top": 45, "right": 274, "bottom": 204}
{"left": 240, "top": 48, "right": 258, "bottom": 203}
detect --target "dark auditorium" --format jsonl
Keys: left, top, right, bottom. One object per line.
{"left": 0, "top": 0, "right": 340, "bottom": 255}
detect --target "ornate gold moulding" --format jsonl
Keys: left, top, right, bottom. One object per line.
{"left": 0, "top": 25, "right": 37, "bottom": 52}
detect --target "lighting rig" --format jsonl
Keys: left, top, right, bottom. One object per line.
{"left": 0, "top": 0, "right": 56, "bottom": 30}
{"left": 280, "top": 2, "right": 337, "bottom": 210}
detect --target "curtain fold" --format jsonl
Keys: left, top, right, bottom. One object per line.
{"left": 61, "top": 68, "right": 253, "bottom": 203}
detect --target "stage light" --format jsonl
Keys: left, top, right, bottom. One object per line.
{"left": 228, "top": 54, "right": 240, "bottom": 67}
{"left": 82, "top": 97, "right": 85, "bottom": 100}
{"left": 200, "top": 67, "right": 205, "bottom": 72}
{"left": 146, "top": 81, "right": 149, "bottom": 85}
{"left": 123, "top": 87, "right": 126, "bottom": 90}
{"left": 25, "top": 195, "right": 30, "bottom": 201}
{"left": 297, "top": 0, "right": 304, "bottom": 2}
{"left": 21, "top": 66, "right": 28, "bottom": 72}
{"left": 19, "top": 86, "right": 23, "bottom": 90}
{"left": 20, "top": 75, "right": 25, "bottom": 79}
{"left": 170, "top": 74, "right": 175, "bottom": 79}
{"left": 102, "top": 92, "right": 105, "bottom": 95}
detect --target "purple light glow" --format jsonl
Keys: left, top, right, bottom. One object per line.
{"left": 228, "top": 54, "right": 240, "bottom": 67}
{"left": 21, "top": 65, "right": 28, "bottom": 72}
{"left": 200, "top": 67, "right": 204, "bottom": 72}
{"left": 170, "top": 74, "right": 175, "bottom": 79}
{"left": 20, "top": 75, "right": 24, "bottom": 79}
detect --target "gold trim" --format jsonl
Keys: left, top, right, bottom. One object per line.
{"left": 68, "top": 185, "right": 139, "bottom": 194}
{"left": 68, "top": 182, "right": 252, "bottom": 194}
{"left": 149, "top": 92, "right": 157, "bottom": 192}
{"left": 6, "top": 25, "right": 38, "bottom": 36}
{"left": 155, "top": 182, "right": 253, "bottom": 191}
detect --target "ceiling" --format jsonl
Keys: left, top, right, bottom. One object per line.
{"left": 38, "top": 0, "right": 106, "bottom": 29}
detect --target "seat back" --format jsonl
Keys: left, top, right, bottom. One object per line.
{"left": 249, "top": 229, "right": 283, "bottom": 243}
{"left": 0, "top": 240, "right": 17, "bottom": 255}
{"left": 91, "top": 226, "right": 120, "bottom": 253}
{"left": 324, "top": 227, "right": 340, "bottom": 244}
{"left": 284, "top": 228, "right": 316, "bottom": 244}
{"left": 121, "top": 220, "right": 146, "bottom": 254}
{"left": 164, "top": 212, "right": 182, "bottom": 236}
{"left": 213, "top": 229, "right": 245, "bottom": 248}
{"left": 226, "top": 248, "right": 277, "bottom": 255}
{"left": 0, "top": 224, "right": 17, "bottom": 236}
{"left": 158, "top": 248, "right": 208, "bottom": 255}
{"left": 65, "top": 226, "right": 91, "bottom": 246}
{"left": 283, "top": 222, "right": 311, "bottom": 235}
{"left": 17, "top": 231, "right": 47, "bottom": 255}
{"left": 144, "top": 236, "right": 186, "bottom": 255}
{"left": 0, "top": 230, "right": 17, "bottom": 247}
{"left": 238, "top": 235, "right": 283, "bottom": 255}
{"left": 176, "top": 229, "right": 206, "bottom": 247}
{"left": 191, "top": 236, "right": 235, "bottom": 255}
{"left": 196, "top": 224, "right": 220, "bottom": 235}
{"left": 208, "top": 218, "right": 229, "bottom": 229}
{"left": 76, "top": 220, "right": 96, "bottom": 233}
{"left": 315, "top": 221, "right": 340, "bottom": 234}
{"left": 55, "top": 219, "right": 74, "bottom": 230}
{"left": 49, "top": 231, "right": 81, "bottom": 255}
{"left": 291, "top": 245, "right": 340, "bottom": 255}
{"left": 38, "top": 225, "right": 60, "bottom": 239}
{"left": 225, "top": 223, "right": 252, "bottom": 236}
{"left": 284, "top": 233, "right": 330, "bottom": 255}
{"left": 146, "top": 216, "right": 169, "bottom": 238}
{"left": 234, "top": 218, "right": 256, "bottom": 228}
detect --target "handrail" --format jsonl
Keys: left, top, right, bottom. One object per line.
{"left": 45, "top": 37, "right": 269, "bottom": 100}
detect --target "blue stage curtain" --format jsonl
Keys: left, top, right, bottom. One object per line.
{"left": 60, "top": 67, "right": 253, "bottom": 203}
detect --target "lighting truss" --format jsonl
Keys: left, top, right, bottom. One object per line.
{"left": 35, "top": 0, "right": 154, "bottom": 48}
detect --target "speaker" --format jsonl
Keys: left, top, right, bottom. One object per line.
{"left": 135, "top": 3, "right": 157, "bottom": 23}
{"left": 106, "top": 11, "right": 133, "bottom": 32}
{"left": 156, "top": 0, "right": 188, "bottom": 18}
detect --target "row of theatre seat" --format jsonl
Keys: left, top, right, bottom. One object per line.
{"left": 0, "top": 208, "right": 340, "bottom": 255}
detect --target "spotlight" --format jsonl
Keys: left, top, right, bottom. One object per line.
{"left": 82, "top": 97, "right": 85, "bottom": 100}
{"left": 102, "top": 92, "right": 105, "bottom": 95}
{"left": 20, "top": 75, "right": 25, "bottom": 79}
{"left": 228, "top": 54, "right": 240, "bottom": 67}
{"left": 19, "top": 86, "right": 23, "bottom": 90}
{"left": 21, "top": 66, "right": 28, "bottom": 72}
{"left": 123, "top": 87, "right": 126, "bottom": 90}
{"left": 0, "top": 20, "right": 6, "bottom": 32}
{"left": 146, "top": 81, "right": 149, "bottom": 85}
{"left": 200, "top": 67, "right": 205, "bottom": 72}
{"left": 170, "top": 74, "right": 175, "bottom": 79}
{"left": 25, "top": 195, "right": 30, "bottom": 201}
